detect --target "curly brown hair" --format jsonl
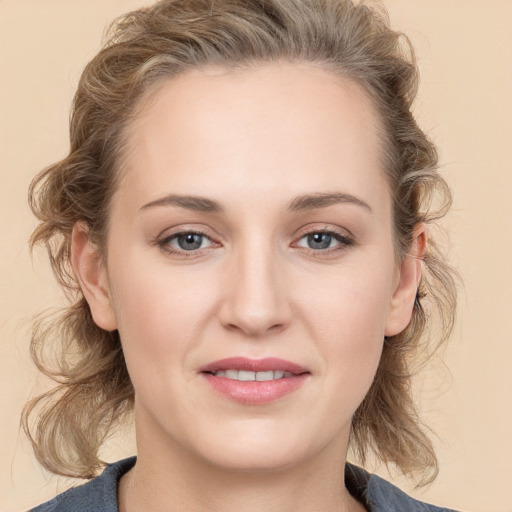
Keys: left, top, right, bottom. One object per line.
{"left": 23, "top": 0, "right": 457, "bottom": 485}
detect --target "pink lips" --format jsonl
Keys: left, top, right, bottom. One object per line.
{"left": 199, "top": 357, "right": 310, "bottom": 405}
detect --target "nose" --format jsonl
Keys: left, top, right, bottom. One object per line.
{"left": 218, "top": 239, "right": 292, "bottom": 337}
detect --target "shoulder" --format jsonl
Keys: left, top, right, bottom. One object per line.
{"left": 30, "top": 457, "right": 136, "bottom": 512}
{"left": 31, "top": 458, "right": 459, "bottom": 512}
{"left": 345, "top": 464, "right": 460, "bottom": 512}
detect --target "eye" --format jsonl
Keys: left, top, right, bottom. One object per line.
{"left": 159, "top": 231, "right": 215, "bottom": 254}
{"left": 296, "top": 230, "right": 353, "bottom": 251}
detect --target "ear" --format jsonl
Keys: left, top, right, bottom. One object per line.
{"left": 385, "top": 223, "right": 427, "bottom": 337}
{"left": 71, "top": 222, "right": 117, "bottom": 331}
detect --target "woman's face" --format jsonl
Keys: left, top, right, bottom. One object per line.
{"left": 79, "top": 63, "right": 420, "bottom": 472}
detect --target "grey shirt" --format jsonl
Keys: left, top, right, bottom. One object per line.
{"left": 30, "top": 457, "right": 459, "bottom": 511}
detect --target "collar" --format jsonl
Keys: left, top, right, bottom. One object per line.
{"left": 31, "top": 456, "right": 457, "bottom": 511}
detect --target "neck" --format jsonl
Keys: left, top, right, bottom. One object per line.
{"left": 118, "top": 413, "right": 366, "bottom": 512}
{"left": 119, "top": 432, "right": 365, "bottom": 512}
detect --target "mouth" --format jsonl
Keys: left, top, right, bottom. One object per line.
{"left": 199, "top": 356, "right": 309, "bottom": 377}
{"left": 205, "top": 369, "right": 295, "bottom": 381}
{"left": 199, "top": 357, "right": 310, "bottom": 404}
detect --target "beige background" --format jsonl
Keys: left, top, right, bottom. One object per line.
{"left": 1, "top": 1, "right": 511, "bottom": 511}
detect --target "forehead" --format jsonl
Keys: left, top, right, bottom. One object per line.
{"left": 117, "top": 62, "right": 389, "bottom": 212}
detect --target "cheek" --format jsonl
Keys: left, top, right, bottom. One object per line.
{"left": 107, "top": 264, "right": 215, "bottom": 428}
{"left": 107, "top": 252, "right": 215, "bottom": 370}
{"left": 293, "top": 258, "right": 394, "bottom": 388}
{"left": 296, "top": 258, "right": 394, "bottom": 342}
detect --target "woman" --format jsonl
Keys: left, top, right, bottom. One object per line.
{"left": 24, "top": 0, "right": 458, "bottom": 510}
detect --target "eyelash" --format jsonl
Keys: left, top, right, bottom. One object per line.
{"left": 294, "top": 228, "right": 354, "bottom": 254}
{"left": 157, "top": 228, "right": 354, "bottom": 257}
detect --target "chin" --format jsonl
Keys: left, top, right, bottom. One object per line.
{"left": 186, "top": 421, "right": 335, "bottom": 474}
{"left": 202, "top": 445, "right": 309, "bottom": 474}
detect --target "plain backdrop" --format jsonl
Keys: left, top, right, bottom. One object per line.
{"left": 1, "top": 1, "right": 511, "bottom": 511}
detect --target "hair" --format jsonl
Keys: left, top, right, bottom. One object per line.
{"left": 23, "top": 0, "right": 457, "bottom": 485}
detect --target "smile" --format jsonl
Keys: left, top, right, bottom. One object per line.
{"left": 200, "top": 357, "right": 310, "bottom": 404}
{"left": 199, "top": 356, "right": 308, "bottom": 374}
{"left": 208, "top": 370, "right": 294, "bottom": 381}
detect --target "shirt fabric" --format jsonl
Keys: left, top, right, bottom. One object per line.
{"left": 30, "top": 456, "right": 458, "bottom": 511}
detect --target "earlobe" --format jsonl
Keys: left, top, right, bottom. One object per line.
{"left": 384, "top": 224, "right": 427, "bottom": 337}
{"left": 71, "top": 223, "right": 117, "bottom": 331}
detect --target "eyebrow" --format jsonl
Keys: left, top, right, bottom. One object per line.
{"left": 139, "top": 192, "right": 372, "bottom": 214}
{"left": 288, "top": 192, "right": 372, "bottom": 213}
{"left": 140, "top": 195, "right": 223, "bottom": 213}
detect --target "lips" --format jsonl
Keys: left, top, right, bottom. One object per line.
{"left": 199, "top": 357, "right": 308, "bottom": 375}
{"left": 199, "top": 357, "right": 310, "bottom": 405}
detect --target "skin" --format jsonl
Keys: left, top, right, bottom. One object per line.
{"left": 72, "top": 62, "right": 425, "bottom": 512}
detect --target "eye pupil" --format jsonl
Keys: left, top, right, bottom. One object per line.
{"left": 308, "top": 233, "right": 332, "bottom": 250}
{"left": 178, "top": 233, "right": 203, "bottom": 250}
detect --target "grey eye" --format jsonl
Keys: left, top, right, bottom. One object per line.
{"left": 305, "top": 233, "right": 334, "bottom": 250}
{"left": 175, "top": 233, "right": 205, "bottom": 250}
{"left": 158, "top": 230, "right": 216, "bottom": 255}
{"left": 296, "top": 231, "right": 353, "bottom": 252}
